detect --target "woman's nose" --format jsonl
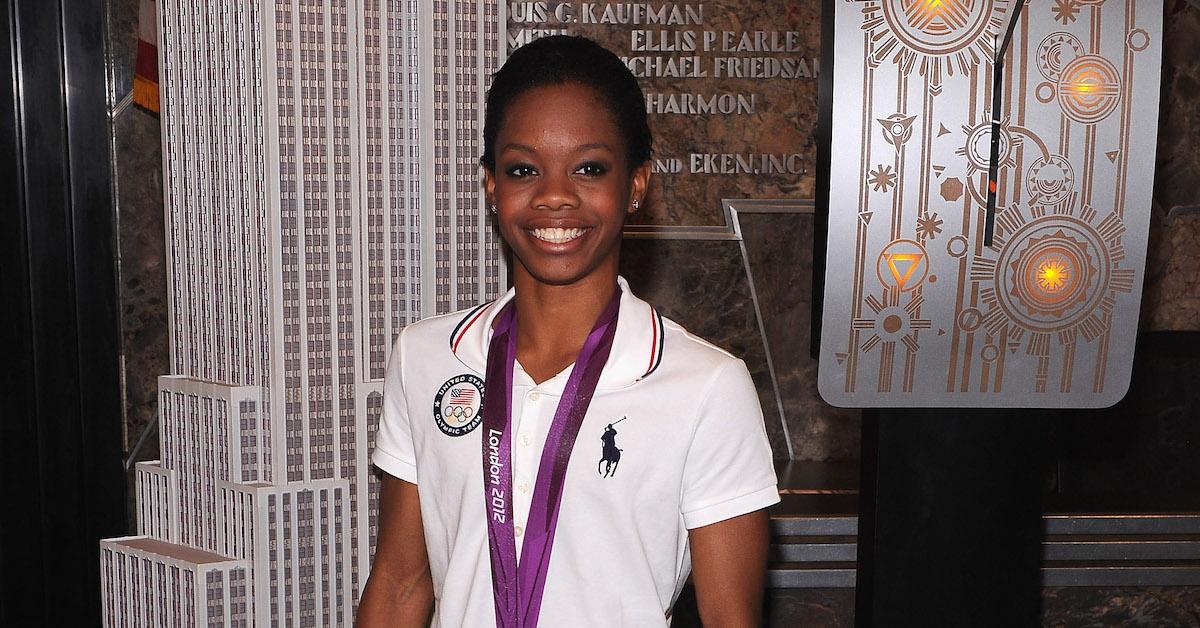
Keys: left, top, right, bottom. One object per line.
{"left": 532, "top": 171, "right": 580, "bottom": 211}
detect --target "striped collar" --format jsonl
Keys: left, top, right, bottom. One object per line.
{"left": 448, "top": 276, "right": 665, "bottom": 389}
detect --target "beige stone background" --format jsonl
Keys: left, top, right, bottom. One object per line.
{"left": 107, "top": 0, "right": 1200, "bottom": 491}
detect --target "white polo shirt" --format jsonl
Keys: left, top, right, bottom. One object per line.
{"left": 372, "top": 277, "right": 779, "bottom": 627}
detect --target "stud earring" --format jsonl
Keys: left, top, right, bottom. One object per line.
{"left": 632, "top": 199, "right": 641, "bottom": 211}
{"left": 489, "top": 203, "right": 497, "bottom": 214}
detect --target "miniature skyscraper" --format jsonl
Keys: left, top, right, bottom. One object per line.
{"left": 100, "top": 1, "right": 505, "bottom": 625}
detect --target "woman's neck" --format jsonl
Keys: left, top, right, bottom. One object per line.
{"left": 511, "top": 271, "right": 618, "bottom": 384}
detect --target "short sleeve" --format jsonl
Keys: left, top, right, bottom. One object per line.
{"left": 680, "top": 359, "right": 780, "bottom": 529}
{"left": 372, "top": 327, "right": 419, "bottom": 483}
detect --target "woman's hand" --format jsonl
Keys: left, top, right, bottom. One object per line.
{"left": 688, "top": 509, "right": 770, "bottom": 628}
{"left": 356, "top": 475, "right": 434, "bottom": 627}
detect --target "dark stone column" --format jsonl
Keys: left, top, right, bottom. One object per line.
{"left": 855, "top": 410, "right": 1050, "bottom": 627}
{"left": 0, "top": 0, "right": 126, "bottom": 624}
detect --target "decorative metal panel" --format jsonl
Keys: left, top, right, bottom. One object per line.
{"left": 818, "top": 0, "right": 1163, "bottom": 407}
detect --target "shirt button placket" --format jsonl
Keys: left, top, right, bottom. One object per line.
{"left": 519, "top": 391, "right": 539, "bottom": 452}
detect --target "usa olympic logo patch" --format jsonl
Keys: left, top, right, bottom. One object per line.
{"left": 434, "top": 374, "right": 484, "bottom": 437}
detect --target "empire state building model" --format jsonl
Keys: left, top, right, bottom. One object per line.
{"left": 100, "top": 1, "right": 505, "bottom": 625}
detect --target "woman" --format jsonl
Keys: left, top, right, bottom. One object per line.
{"left": 358, "top": 35, "right": 778, "bottom": 627}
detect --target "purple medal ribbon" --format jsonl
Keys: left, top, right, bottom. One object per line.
{"left": 481, "top": 287, "right": 622, "bottom": 628}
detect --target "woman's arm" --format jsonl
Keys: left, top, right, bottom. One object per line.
{"left": 356, "top": 474, "right": 434, "bottom": 627}
{"left": 688, "top": 508, "right": 770, "bottom": 628}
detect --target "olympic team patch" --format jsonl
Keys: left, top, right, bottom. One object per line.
{"left": 433, "top": 374, "right": 484, "bottom": 437}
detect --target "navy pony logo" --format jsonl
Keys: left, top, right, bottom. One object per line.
{"left": 598, "top": 417, "right": 628, "bottom": 478}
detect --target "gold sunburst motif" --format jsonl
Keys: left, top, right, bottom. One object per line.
{"left": 860, "top": 0, "right": 1012, "bottom": 81}
{"left": 971, "top": 196, "right": 1136, "bottom": 358}
{"left": 1035, "top": 258, "right": 1071, "bottom": 293}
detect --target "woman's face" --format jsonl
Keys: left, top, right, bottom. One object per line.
{"left": 484, "top": 82, "right": 650, "bottom": 288}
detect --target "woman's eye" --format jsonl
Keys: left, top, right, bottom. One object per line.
{"left": 505, "top": 164, "right": 537, "bottom": 178}
{"left": 575, "top": 162, "right": 607, "bottom": 177}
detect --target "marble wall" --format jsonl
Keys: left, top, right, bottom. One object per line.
{"left": 107, "top": 0, "right": 167, "bottom": 521}
{"left": 1043, "top": 587, "right": 1200, "bottom": 627}
{"left": 1141, "top": 0, "right": 1200, "bottom": 331}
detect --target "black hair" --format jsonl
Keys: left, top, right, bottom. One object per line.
{"left": 480, "top": 35, "right": 652, "bottom": 172}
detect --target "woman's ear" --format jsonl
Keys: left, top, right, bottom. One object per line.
{"left": 483, "top": 167, "right": 497, "bottom": 209}
{"left": 628, "top": 161, "right": 652, "bottom": 214}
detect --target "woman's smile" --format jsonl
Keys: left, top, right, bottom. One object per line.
{"left": 527, "top": 226, "right": 591, "bottom": 245}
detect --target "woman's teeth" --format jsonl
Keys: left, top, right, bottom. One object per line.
{"left": 531, "top": 227, "right": 586, "bottom": 243}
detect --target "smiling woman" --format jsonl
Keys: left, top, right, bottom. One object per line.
{"left": 486, "top": 81, "right": 646, "bottom": 293}
{"left": 357, "top": 36, "right": 779, "bottom": 628}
